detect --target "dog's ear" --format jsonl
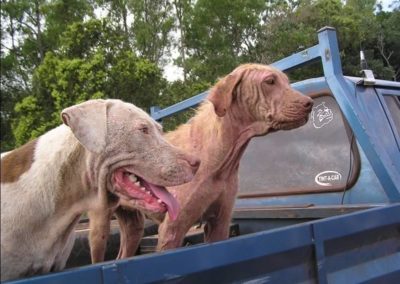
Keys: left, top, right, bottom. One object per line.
{"left": 61, "top": 99, "right": 107, "bottom": 154}
{"left": 208, "top": 71, "right": 243, "bottom": 117}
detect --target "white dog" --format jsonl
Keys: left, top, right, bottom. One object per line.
{"left": 0, "top": 99, "right": 199, "bottom": 281}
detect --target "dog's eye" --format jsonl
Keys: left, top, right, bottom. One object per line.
{"left": 265, "top": 78, "right": 275, "bottom": 85}
{"left": 139, "top": 126, "right": 149, "bottom": 134}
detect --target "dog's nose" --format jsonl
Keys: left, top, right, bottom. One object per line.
{"left": 302, "top": 97, "right": 314, "bottom": 110}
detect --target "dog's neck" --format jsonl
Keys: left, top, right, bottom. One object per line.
{"left": 171, "top": 101, "right": 269, "bottom": 179}
{"left": 56, "top": 127, "right": 116, "bottom": 214}
{"left": 214, "top": 106, "right": 270, "bottom": 179}
{"left": 45, "top": 126, "right": 115, "bottom": 244}
{"left": 34, "top": 126, "right": 95, "bottom": 221}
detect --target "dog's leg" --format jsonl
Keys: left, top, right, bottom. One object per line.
{"left": 88, "top": 208, "right": 114, "bottom": 263}
{"left": 203, "top": 197, "right": 236, "bottom": 242}
{"left": 115, "top": 208, "right": 144, "bottom": 259}
{"left": 157, "top": 198, "right": 203, "bottom": 251}
{"left": 203, "top": 180, "right": 238, "bottom": 243}
{"left": 157, "top": 215, "right": 190, "bottom": 251}
{"left": 157, "top": 181, "right": 222, "bottom": 251}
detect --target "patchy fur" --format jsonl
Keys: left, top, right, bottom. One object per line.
{"left": 88, "top": 64, "right": 313, "bottom": 260}
{"left": 0, "top": 99, "right": 199, "bottom": 281}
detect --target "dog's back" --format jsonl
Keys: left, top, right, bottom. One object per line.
{"left": 1, "top": 125, "right": 81, "bottom": 280}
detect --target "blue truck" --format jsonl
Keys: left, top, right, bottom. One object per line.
{"left": 7, "top": 27, "right": 400, "bottom": 284}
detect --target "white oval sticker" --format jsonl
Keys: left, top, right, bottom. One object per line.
{"left": 315, "top": 171, "right": 342, "bottom": 186}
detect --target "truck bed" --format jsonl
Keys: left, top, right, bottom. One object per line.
{"left": 8, "top": 204, "right": 400, "bottom": 284}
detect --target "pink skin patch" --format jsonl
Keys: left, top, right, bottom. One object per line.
{"left": 113, "top": 168, "right": 179, "bottom": 220}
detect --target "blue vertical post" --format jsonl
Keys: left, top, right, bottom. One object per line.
{"left": 318, "top": 27, "right": 400, "bottom": 201}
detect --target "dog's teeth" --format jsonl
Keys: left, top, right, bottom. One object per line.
{"left": 140, "top": 187, "right": 146, "bottom": 191}
{"left": 146, "top": 191, "right": 151, "bottom": 195}
{"left": 134, "top": 181, "right": 140, "bottom": 187}
{"left": 157, "top": 199, "right": 162, "bottom": 203}
{"left": 128, "top": 174, "right": 137, "bottom": 182}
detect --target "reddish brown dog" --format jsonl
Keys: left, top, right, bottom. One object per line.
{"left": 88, "top": 64, "right": 313, "bottom": 260}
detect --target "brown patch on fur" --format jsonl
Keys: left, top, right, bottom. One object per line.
{"left": 1, "top": 139, "right": 37, "bottom": 184}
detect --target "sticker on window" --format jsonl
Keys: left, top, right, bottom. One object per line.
{"left": 315, "top": 171, "right": 342, "bottom": 186}
{"left": 311, "top": 102, "right": 333, "bottom": 128}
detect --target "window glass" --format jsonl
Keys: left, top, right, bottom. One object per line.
{"left": 383, "top": 95, "right": 400, "bottom": 133}
{"left": 238, "top": 95, "right": 359, "bottom": 197}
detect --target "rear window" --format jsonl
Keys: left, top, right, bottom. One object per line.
{"left": 383, "top": 95, "right": 400, "bottom": 135}
{"left": 238, "top": 94, "right": 359, "bottom": 197}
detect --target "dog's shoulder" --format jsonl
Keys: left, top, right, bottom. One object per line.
{"left": 1, "top": 125, "right": 76, "bottom": 184}
{"left": 1, "top": 138, "right": 38, "bottom": 184}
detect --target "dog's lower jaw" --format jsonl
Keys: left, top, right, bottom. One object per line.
{"left": 250, "top": 121, "right": 274, "bottom": 136}
{"left": 272, "top": 116, "right": 308, "bottom": 131}
{"left": 112, "top": 169, "right": 179, "bottom": 220}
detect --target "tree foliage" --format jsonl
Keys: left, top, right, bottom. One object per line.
{"left": 11, "top": 19, "right": 165, "bottom": 146}
{"left": 1, "top": 0, "right": 399, "bottom": 151}
{"left": 183, "top": 0, "right": 266, "bottom": 81}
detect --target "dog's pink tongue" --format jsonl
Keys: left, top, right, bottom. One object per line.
{"left": 146, "top": 182, "right": 179, "bottom": 221}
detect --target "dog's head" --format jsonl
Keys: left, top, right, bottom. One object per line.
{"left": 61, "top": 99, "right": 200, "bottom": 220}
{"left": 208, "top": 64, "right": 313, "bottom": 135}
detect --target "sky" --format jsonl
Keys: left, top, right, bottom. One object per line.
{"left": 379, "top": 0, "right": 396, "bottom": 10}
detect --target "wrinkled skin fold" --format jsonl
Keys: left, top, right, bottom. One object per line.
{"left": 88, "top": 64, "right": 313, "bottom": 261}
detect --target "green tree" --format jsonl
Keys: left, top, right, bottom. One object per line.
{"left": 256, "top": 0, "right": 396, "bottom": 80}
{"left": 1, "top": 0, "right": 46, "bottom": 151}
{"left": 157, "top": 79, "right": 211, "bottom": 132}
{"left": 183, "top": 0, "right": 266, "bottom": 81}
{"left": 43, "top": 0, "right": 94, "bottom": 49}
{"left": 12, "top": 19, "right": 166, "bottom": 146}
{"left": 129, "top": 0, "right": 175, "bottom": 66}
{"left": 1, "top": 0, "right": 94, "bottom": 150}
{"left": 256, "top": 0, "right": 314, "bottom": 64}
{"left": 94, "top": 0, "right": 131, "bottom": 47}
{"left": 171, "top": 0, "right": 194, "bottom": 81}
{"left": 2, "top": 0, "right": 400, "bottom": 150}
{"left": 376, "top": 5, "right": 400, "bottom": 80}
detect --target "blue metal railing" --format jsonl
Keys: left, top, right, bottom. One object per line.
{"left": 149, "top": 30, "right": 322, "bottom": 121}
{"left": 7, "top": 204, "right": 400, "bottom": 284}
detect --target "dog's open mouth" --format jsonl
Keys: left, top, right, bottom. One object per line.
{"left": 113, "top": 168, "right": 179, "bottom": 220}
